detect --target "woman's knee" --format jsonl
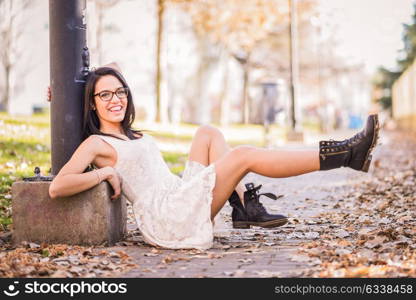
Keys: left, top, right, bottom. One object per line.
{"left": 195, "top": 124, "right": 223, "bottom": 141}
{"left": 229, "top": 145, "right": 257, "bottom": 169}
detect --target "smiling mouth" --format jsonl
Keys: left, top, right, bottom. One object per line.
{"left": 108, "top": 105, "right": 123, "bottom": 112}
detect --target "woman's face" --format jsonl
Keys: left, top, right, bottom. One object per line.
{"left": 93, "top": 75, "right": 128, "bottom": 128}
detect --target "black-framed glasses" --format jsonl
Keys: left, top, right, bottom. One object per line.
{"left": 94, "top": 87, "right": 129, "bottom": 102}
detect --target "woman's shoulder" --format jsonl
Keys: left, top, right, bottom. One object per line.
{"left": 85, "top": 134, "right": 107, "bottom": 144}
{"left": 133, "top": 132, "right": 143, "bottom": 139}
{"left": 81, "top": 135, "right": 113, "bottom": 154}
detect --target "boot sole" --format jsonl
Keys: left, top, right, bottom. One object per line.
{"left": 361, "top": 114, "right": 380, "bottom": 172}
{"left": 233, "top": 218, "right": 288, "bottom": 229}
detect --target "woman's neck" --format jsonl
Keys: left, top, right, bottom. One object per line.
{"left": 100, "top": 123, "right": 124, "bottom": 136}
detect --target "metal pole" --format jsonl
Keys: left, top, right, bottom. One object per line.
{"left": 49, "top": 0, "right": 87, "bottom": 175}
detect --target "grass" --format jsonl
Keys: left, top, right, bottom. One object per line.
{"left": 0, "top": 112, "right": 50, "bottom": 128}
{"left": 147, "top": 131, "right": 194, "bottom": 142}
{"left": 0, "top": 113, "right": 52, "bottom": 230}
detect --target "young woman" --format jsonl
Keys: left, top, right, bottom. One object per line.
{"left": 49, "top": 66, "right": 380, "bottom": 250}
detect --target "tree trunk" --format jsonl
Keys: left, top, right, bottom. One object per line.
{"left": 0, "top": 0, "right": 12, "bottom": 112}
{"left": 96, "top": 3, "right": 104, "bottom": 66}
{"left": 219, "top": 55, "right": 230, "bottom": 126}
{"left": 242, "top": 63, "right": 250, "bottom": 124}
{"left": 0, "top": 0, "right": 31, "bottom": 113}
{"left": 189, "top": 57, "right": 210, "bottom": 124}
{"left": 235, "top": 51, "right": 251, "bottom": 124}
{"left": 185, "top": 35, "right": 220, "bottom": 124}
{"left": 155, "top": 0, "right": 164, "bottom": 123}
{"left": 3, "top": 64, "right": 10, "bottom": 112}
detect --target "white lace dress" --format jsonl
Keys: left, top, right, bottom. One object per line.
{"left": 92, "top": 133, "right": 217, "bottom": 250}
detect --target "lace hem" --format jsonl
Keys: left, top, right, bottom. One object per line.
{"left": 138, "top": 161, "right": 217, "bottom": 250}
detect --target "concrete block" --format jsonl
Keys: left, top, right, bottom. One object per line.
{"left": 11, "top": 181, "right": 126, "bottom": 246}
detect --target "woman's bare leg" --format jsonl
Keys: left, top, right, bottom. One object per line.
{"left": 187, "top": 125, "right": 246, "bottom": 203}
{"left": 211, "top": 146, "right": 319, "bottom": 219}
{"left": 187, "top": 125, "right": 319, "bottom": 220}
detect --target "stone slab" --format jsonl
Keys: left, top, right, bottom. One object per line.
{"left": 11, "top": 181, "right": 126, "bottom": 246}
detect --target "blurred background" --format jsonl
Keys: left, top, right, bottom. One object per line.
{"left": 0, "top": 0, "right": 414, "bottom": 130}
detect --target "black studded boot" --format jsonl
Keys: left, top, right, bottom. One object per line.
{"left": 228, "top": 190, "right": 248, "bottom": 226}
{"left": 319, "top": 114, "right": 380, "bottom": 172}
{"left": 228, "top": 183, "right": 288, "bottom": 229}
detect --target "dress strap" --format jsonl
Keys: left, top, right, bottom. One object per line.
{"left": 92, "top": 134, "right": 122, "bottom": 148}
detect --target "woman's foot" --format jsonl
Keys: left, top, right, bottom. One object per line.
{"left": 228, "top": 183, "right": 288, "bottom": 229}
{"left": 319, "top": 114, "right": 380, "bottom": 172}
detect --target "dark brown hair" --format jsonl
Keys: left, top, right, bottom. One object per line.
{"left": 83, "top": 67, "right": 142, "bottom": 140}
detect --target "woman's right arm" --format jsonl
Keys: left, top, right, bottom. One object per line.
{"left": 48, "top": 136, "right": 121, "bottom": 200}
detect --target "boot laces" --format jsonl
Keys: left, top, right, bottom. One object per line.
{"left": 344, "top": 131, "right": 364, "bottom": 146}
{"left": 247, "top": 184, "right": 278, "bottom": 214}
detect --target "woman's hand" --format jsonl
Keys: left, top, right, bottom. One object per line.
{"left": 46, "top": 86, "right": 51, "bottom": 102}
{"left": 98, "top": 166, "right": 123, "bottom": 200}
{"left": 102, "top": 62, "right": 122, "bottom": 72}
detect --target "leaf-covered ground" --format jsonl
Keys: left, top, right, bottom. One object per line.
{"left": 0, "top": 240, "right": 137, "bottom": 277}
{"left": 296, "top": 130, "right": 416, "bottom": 277}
